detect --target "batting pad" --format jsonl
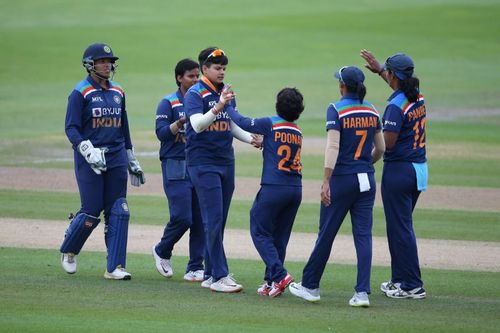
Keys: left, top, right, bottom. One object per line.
{"left": 105, "top": 198, "right": 130, "bottom": 273}
{"left": 60, "top": 213, "right": 100, "bottom": 255}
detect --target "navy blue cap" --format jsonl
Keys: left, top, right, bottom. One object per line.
{"left": 82, "top": 43, "right": 119, "bottom": 63}
{"left": 334, "top": 66, "right": 365, "bottom": 86}
{"left": 382, "top": 53, "right": 414, "bottom": 80}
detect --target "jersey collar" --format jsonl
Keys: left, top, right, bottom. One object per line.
{"left": 200, "top": 76, "right": 223, "bottom": 94}
{"left": 387, "top": 89, "right": 403, "bottom": 101}
{"left": 341, "top": 92, "right": 359, "bottom": 101}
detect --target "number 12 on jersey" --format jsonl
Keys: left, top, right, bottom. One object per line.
{"left": 412, "top": 119, "right": 426, "bottom": 149}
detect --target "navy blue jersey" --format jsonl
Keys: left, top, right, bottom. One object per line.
{"left": 65, "top": 75, "right": 132, "bottom": 154}
{"left": 156, "top": 89, "right": 187, "bottom": 161}
{"left": 226, "top": 108, "right": 302, "bottom": 187}
{"left": 382, "top": 90, "right": 427, "bottom": 163}
{"left": 326, "top": 94, "right": 381, "bottom": 175}
{"left": 184, "top": 78, "right": 236, "bottom": 166}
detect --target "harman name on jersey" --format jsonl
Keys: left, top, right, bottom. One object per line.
{"left": 326, "top": 93, "right": 381, "bottom": 175}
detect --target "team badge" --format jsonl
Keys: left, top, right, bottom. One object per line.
{"left": 104, "top": 45, "right": 111, "bottom": 53}
{"left": 122, "top": 202, "right": 129, "bottom": 212}
{"left": 84, "top": 220, "right": 94, "bottom": 229}
{"left": 113, "top": 95, "right": 121, "bottom": 104}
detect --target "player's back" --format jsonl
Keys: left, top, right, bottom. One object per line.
{"left": 261, "top": 116, "right": 302, "bottom": 186}
{"left": 332, "top": 98, "right": 381, "bottom": 175}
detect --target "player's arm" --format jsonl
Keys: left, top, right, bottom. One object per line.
{"left": 65, "top": 90, "right": 85, "bottom": 147}
{"left": 186, "top": 90, "right": 220, "bottom": 133}
{"left": 360, "top": 49, "right": 391, "bottom": 87}
{"left": 321, "top": 129, "right": 340, "bottom": 207}
{"left": 383, "top": 131, "right": 398, "bottom": 150}
{"left": 372, "top": 130, "right": 385, "bottom": 163}
{"left": 381, "top": 104, "right": 403, "bottom": 151}
{"left": 155, "top": 99, "right": 181, "bottom": 141}
{"left": 225, "top": 106, "right": 267, "bottom": 135}
{"left": 119, "top": 94, "right": 133, "bottom": 150}
{"left": 188, "top": 85, "right": 235, "bottom": 133}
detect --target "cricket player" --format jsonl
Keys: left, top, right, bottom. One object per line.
{"left": 290, "top": 66, "right": 385, "bottom": 306}
{"left": 60, "top": 43, "right": 145, "bottom": 280}
{"left": 152, "top": 58, "right": 205, "bottom": 282}
{"left": 225, "top": 87, "right": 304, "bottom": 298}
{"left": 361, "top": 50, "right": 427, "bottom": 299}
{"left": 183, "top": 47, "right": 261, "bottom": 293}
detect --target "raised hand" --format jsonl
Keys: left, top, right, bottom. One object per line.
{"left": 360, "top": 49, "right": 383, "bottom": 74}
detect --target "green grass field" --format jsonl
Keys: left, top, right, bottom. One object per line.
{"left": 1, "top": 248, "right": 499, "bottom": 333}
{"left": 1, "top": 189, "right": 499, "bottom": 242}
{"left": 1, "top": 0, "right": 499, "bottom": 332}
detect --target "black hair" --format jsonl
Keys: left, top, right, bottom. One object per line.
{"left": 276, "top": 87, "right": 304, "bottom": 122}
{"left": 174, "top": 58, "right": 199, "bottom": 87}
{"left": 345, "top": 82, "right": 366, "bottom": 103}
{"left": 198, "top": 47, "right": 229, "bottom": 70}
{"left": 399, "top": 75, "right": 420, "bottom": 103}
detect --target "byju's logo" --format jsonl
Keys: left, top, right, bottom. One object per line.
{"left": 92, "top": 108, "right": 102, "bottom": 117}
{"left": 92, "top": 96, "right": 104, "bottom": 102}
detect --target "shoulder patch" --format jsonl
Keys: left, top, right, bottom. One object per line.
{"left": 109, "top": 81, "right": 124, "bottom": 97}
{"left": 165, "top": 93, "right": 182, "bottom": 108}
{"left": 75, "top": 80, "right": 97, "bottom": 98}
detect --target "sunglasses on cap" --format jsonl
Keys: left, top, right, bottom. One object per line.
{"left": 336, "top": 66, "right": 348, "bottom": 83}
{"left": 205, "top": 49, "right": 226, "bottom": 62}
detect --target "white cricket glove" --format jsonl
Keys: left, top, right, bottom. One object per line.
{"left": 77, "top": 140, "right": 108, "bottom": 175}
{"left": 127, "top": 148, "right": 146, "bottom": 187}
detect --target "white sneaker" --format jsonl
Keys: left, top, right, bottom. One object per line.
{"left": 257, "top": 283, "right": 272, "bottom": 296}
{"left": 201, "top": 277, "right": 214, "bottom": 289}
{"left": 349, "top": 292, "right": 370, "bottom": 307}
{"left": 289, "top": 282, "right": 320, "bottom": 302}
{"left": 380, "top": 280, "right": 400, "bottom": 293}
{"left": 184, "top": 270, "right": 204, "bottom": 282}
{"left": 210, "top": 274, "right": 243, "bottom": 293}
{"left": 61, "top": 253, "right": 77, "bottom": 274}
{"left": 386, "top": 287, "right": 426, "bottom": 299}
{"left": 104, "top": 267, "right": 131, "bottom": 280}
{"left": 152, "top": 246, "right": 173, "bottom": 278}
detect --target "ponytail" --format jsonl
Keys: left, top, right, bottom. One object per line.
{"left": 356, "top": 82, "right": 366, "bottom": 103}
{"left": 345, "top": 82, "right": 366, "bottom": 103}
{"left": 400, "top": 76, "right": 420, "bottom": 103}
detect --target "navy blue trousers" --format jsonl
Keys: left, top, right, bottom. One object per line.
{"left": 156, "top": 161, "right": 205, "bottom": 272}
{"left": 302, "top": 173, "right": 375, "bottom": 293}
{"left": 250, "top": 185, "right": 302, "bottom": 284}
{"left": 72, "top": 154, "right": 128, "bottom": 268}
{"left": 188, "top": 164, "right": 234, "bottom": 280}
{"left": 75, "top": 155, "right": 128, "bottom": 221}
{"left": 382, "top": 161, "right": 423, "bottom": 290}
